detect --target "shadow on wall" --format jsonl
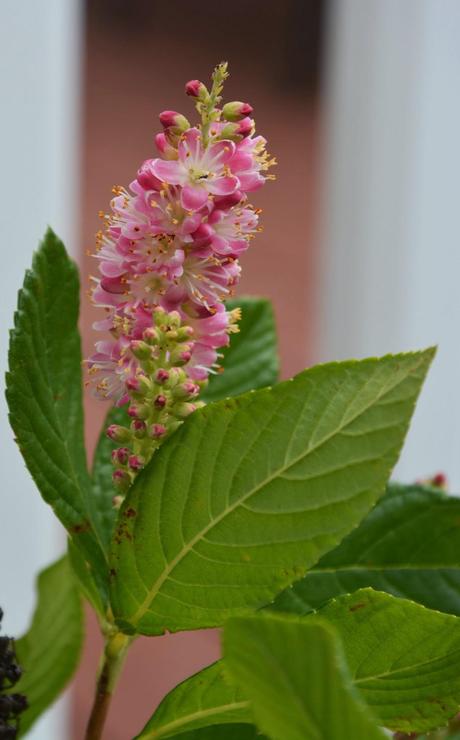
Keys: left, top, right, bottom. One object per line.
{"left": 75, "top": 1, "right": 325, "bottom": 737}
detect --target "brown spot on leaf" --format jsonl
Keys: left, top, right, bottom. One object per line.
{"left": 349, "top": 602, "right": 367, "bottom": 612}
{"left": 70, "top": 520, "right": 91, "bottom": 535}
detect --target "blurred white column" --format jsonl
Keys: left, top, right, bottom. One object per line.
{"left": 0, "top": 1, "right": 83, "bottom": 737}
{"left": 319, "top": 0, "right": 460, "bottom": 487}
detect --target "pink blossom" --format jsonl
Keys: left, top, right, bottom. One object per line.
{"left": 151, "top": 128, "right": 239, "bottom": 210}
{"left": 229, "top": 135, "right": 272, "bottom": 192}
{"left": 192, "top": 205, "right": 259, "bottom": 257}
{"left": 87, "top": 336, "right": 136, "bottom": 405}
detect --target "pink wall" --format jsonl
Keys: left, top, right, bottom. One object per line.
{"left": 73, "top": 5, "right": 322, "bottom": 735}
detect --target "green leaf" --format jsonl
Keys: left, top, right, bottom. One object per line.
{"left": 202, "top": 297, "right": 279, "bottom": 403}
{"left": 271, "top": 483, "right": 460, "bottom": 616}
{"left": 154, "top": 726, "right": 265, "bottom": 740}
{"left": 5, "top": 229, "right": 108, "bottom": 604}
{"left": 110, "top": 349, "right": 433, "bottom": 635}
{"left": 224, "top": 613, "right": 385, "bottom": 740}
{"left": 135, "top": 662, "right": 252, "bottom": 738}
{"left": 67, "top": 538, "right": 106, "bottom": 616}
{"left": 13, "top": 556, "right": 83, "bottom": 736}
{"left": 138, "top": 588, "right": 460, "bottom": 736}
{"left": 319, "top": 588, "right": 460, "bottom": 733}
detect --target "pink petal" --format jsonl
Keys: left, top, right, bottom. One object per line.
{"left": 101, "top": 276, "right": 126, "bottom": 294}
{"left": 206, "top": 175, "right": 240, "bottom": 196}
{"left": 237, "top": 172, "right": 265, "bottom": 192}
{"left": 151, "top": 158, "right": 186, "bottom": 185}
{"left": 178, "top": 127, "right": 202, "bottom": 162}
{"left": 229, "top": 150, "right": 253, "bottom": 172}
{"left": 226, "top": 238, "right": 248, "bottom": 256}
{"left": 182, "top": 212, "right": 203, "bottom": 234}
{"left": 210, "top": 234, "right": 232, "bottom": 255}
{"left": 99, "top": 261, "right": 126, "bottom": 278}
{"left": 181, "top": 185, "right": 209, "bottom": 211}
{"left": 207, "top": 139, "right": 236, "bottom": 166}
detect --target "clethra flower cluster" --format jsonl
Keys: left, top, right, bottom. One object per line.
{"left": 87, "top": 62, "right": 274, "bottom": 496}
{"left": 0, "top": 608, "right": 27, "bottom": 739}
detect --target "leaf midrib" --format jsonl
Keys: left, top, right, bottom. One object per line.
{"left": 353, "top": 644, "right": 460, "bottom": 686}
{"left": 142, "top": 700, "right": 251, "bottom": 739}
{"left": 129, "top": 359, "right": 422, "bottom": 626}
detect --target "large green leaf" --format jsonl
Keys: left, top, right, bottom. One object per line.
{"left": 5, "top": 229, "right": 108, "bottom": 599}
{"left": 272, "top": 483, "right": 460, "bottom": 616}
{"left": 201, "top": 296, "right": 279, "bottom": 403}
{"left": 13, "top": 556, "right": 83, "bottom": 736}
{"left": 140, "top": 588, "right": 460, "bottom": 736}
{"left": 224, "top": 613, "right": 385, "bottom": 740}
{"left": 135, "top": 662, "right": 251, "bottom": 738}
{"left": 320, "top": 589, "right": 460, "bottom": 733}
{"left": 110, "top": 349, "right": 433, "bottom": 635}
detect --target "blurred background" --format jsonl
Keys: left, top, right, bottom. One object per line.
{"left": 1, "top": 0, "right": 460, "bottom": 737}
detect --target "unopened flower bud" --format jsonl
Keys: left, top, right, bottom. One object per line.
{"left": 185, "top": 79, "right": 207, "bottom": 98}
{"left": 106, "top": 424, "right": 132, "bottom": 443}
{"left": 170, "top": 343, "right": 193, "bottom": 365}
{"left": 155, "top": 368, "right": 170, "bottom": 384}
{"left": 112, "top": 447, "right": 130, "bottom": 466}
{"left": 172, "top": 381, "right": 200, "bottom": 400}
{"left": 176, "top": 326, "right": 194, "bottom": 341}
{"left": 222, "top": 101, "right": 253, "bottom": 122}
{"left": 432, "top": 472, "right": 447, "bottom": 488}
{"left": 154, "top": 394, "right": 167, "bottom": 409}
{"left": 137, "top": 160, "right": 162, "bottom": 191}
{"left": 167, "top": 310, "right": 182, "bottom": 328}
{"left": 164, "top": 367, "right": 186, "bottom": 388}
{"left": 112, "top": 494, "right": 124, "bottom": 509}
{"left": 142, "top": 327, "right": 159, "bottom": 346}
{"left": 192, "top": 222, "right": 213, "bottom": 245}
{"left": 150, "top": 423, "right": 167, "bottom": 439}
{"left": 112, "top": 469, "right": 131, "bottom": 493}
{"left": 214, "top": 191, "right": 245, "bottom": 209}
{"left": 128, "top": 403, "right": 150, "bottom": 420}
{"left": 134, "top": 374, "right": 152, "bottom": 396}
{"left": 130, "top": 340, "right": 152, "bottom": 360}
{"left": 235, "top": 116, "right": 254, "bottom": 137}
{"left": 154, "top": 132, "right": 178, "bottom": 160}
{"left": 126, "top": 377, "right": 140, "bottom": 393}
{"left": 159, "top": 110, "right": 190, "bottom": 131}
{"left": 153, "top": 306, "right": 169, "bottom": 326}
{"left": 128, "top": 454, "right": 145, "bottom": 471}
{"left": 172, "top": 402, "right": 198, "bottom": 419}
{"left": 131, "top": 419, "right": 147, "bottom": 438}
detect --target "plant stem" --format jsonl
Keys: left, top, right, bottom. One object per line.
{"left": 85, "top": 632, "right": 132, "bottom": 740}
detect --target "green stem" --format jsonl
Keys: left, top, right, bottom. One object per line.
{"left": 85, "top": 632, "right": 132, "bottom": 740}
